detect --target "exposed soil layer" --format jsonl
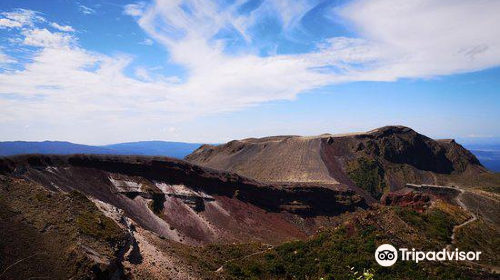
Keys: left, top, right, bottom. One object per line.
{"left": 0, "top": 154, "right": 366, "bottom": 246}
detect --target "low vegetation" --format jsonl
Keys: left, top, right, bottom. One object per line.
{"left": 395, "top": 206, "right": 454, "bottom": 245}
{"left": 347, "top": 268, "right": 375, "bottom": 280}
{"left": 454, "top": 219, "right": 500, "bottom": 267}
{"left": 72, "top": 191, "right": 125, "bottom": 244}
{"left": 218, "top": 204, "right": 492, "bottom": 280}
{"left": 346, "top": 157, "right": 387, "bottom": 200}
{"left": 0, "top": 177, "right": 127, "bottom": 279}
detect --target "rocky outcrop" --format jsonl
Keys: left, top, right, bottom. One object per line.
{"left": 356, "top": 126, "right": 483, "bottom": 174}
{"left": 381, "top": 190, "right": 432, "bottom": 211}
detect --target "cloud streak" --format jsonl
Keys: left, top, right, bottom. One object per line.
{"left": 339, "top": 0, "right": 500, "bottom": 79}
{"left": 50, "top": 22, "right": 75, "bottom": 32}
{"left": 0, "top": 0, "right": 499, "bottom": 142}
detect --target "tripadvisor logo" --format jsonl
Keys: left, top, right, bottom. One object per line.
{"left": 375, "top": 244, "right": 481, "bottom": 267}
{"left": 375, "top": 244, "right": 398, "bottom": 267}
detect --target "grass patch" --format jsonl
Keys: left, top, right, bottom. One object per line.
{"left": 224, "top": 226, "right": 382, "bottom": 280}
{"left": 222, "top": 222, "right": 474, "bottom": 280}
{"left": 347, "top": 157, "right": 387, "bottom": 200}
{"left": 71, "top": 191, "right": 124, "bottom": 244}
{"left": 454, "top": 219, "right": 500, "bottom": 267}
{"left": 395, "top": 207, "right": 454, "bottom": 245}
{"left": 220, "top": 206, "right": 489, "bottom": 280}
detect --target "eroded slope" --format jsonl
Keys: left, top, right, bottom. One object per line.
{"left": 0, "top": 154, "right": 366, "bottom": 246}
{"left": 186, "top": 126, "right": 486, "bottom": 201}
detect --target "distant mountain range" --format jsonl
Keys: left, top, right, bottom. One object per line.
{"left": 1, "top": 139, "right": 499, "bottom": 172}
{"left": 0, "top": 140, "right": 204, "bottom": 159}
{"left": 462, "top": 143, "right": 500, "bottom": 172}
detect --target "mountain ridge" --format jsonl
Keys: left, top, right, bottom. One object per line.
{"left": 186, "top": 125, "right": 487, "bottom": 201}
{"left": 0, "top": 140, "right": 204, "bottom": 159}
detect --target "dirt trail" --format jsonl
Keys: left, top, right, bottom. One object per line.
{"left": 446, "top": 188, "right": 478, "bottom": 251}
{"left": 435, "top": 186, "right": 500, "bottom": 274}
{"left": 215, "top": 245, "right": 274, "bottom": 273}
{"left": 405, "top": 184, "right": 478, "bottom": 249}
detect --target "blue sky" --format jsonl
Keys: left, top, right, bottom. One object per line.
{"left": 0, "top": 0, "right": 499, "bottom": 144}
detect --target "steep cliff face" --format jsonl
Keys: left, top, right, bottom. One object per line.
{"left": 0, "top": 154, "right": 368, "bottom": 278}
{"left": 381, "top": 189, "right": 432, "bottom": 211}
{"left": 353, "top": 126, "right": 482, "bottom": 174}
{"left": 186, "top": 126, "right": 486, "bottom": 201}
{"left": 0, "top": 154, "right": 366, "bottom": 246}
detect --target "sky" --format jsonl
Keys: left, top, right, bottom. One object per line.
{"left": 0, "top": 0, "right": 499, "bottom": 145}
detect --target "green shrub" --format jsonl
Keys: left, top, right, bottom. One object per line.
{"left": 346, "top": 157, "right": 386, "bottom": 199}
{"left": 395, "top": 207, "right": 453, "bottom": 244}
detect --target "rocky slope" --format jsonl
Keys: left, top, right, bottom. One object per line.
{"left": 0, "top": 150, "right": 498, "bottom": 279}
{"left": 0, "top": 176, "right": 128, "bottom": 279}
{"left": 186, "top": 126, "right": 486, "bottom": 201}
{"left": 0, "top": 127, "right": 496, "bottom": 280}
{"left": 0, "top": 154, "right": 366, "bottom": 279}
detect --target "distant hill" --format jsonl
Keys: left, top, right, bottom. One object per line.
{"left": 0, "top": 141, "right": 113, "bottom": 156}
{"left": 103, "top": 141, "right": 205, "bottom": 158}
{"left": 462, "top": 143, "right": 500, "bottom": 172}
{"left": 0, "top": 140, "right": 204, "bottom": 159}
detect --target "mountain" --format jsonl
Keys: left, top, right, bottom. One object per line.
{"left": 1, "top": 127, "right": 499, "bottom": 279}
{"left": 0, "top": 141, "right": 114, "bottom": 156}
{"left": 185, "top": 126, "right": 486, "bottom": 201}
{"left": 0, "top": 140, "right": 203, "bottom": 158}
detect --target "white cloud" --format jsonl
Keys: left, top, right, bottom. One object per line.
{"left": 78, "top": 4, "right": 96, "bottom": 15}
{"left": 0, "top": 18, "right": 22, "bottom": 28}
{"left": 1, "top": 1, "right": 500, "bottom": 142}
{"left": 50, "top": 22, "right": 75, "bottom": 32}
{"left": 338, "top": 0, "right": 500, "bottom": 79}
{"left": 134, "top": 66, "right": 152, "bottom": 81}
{"left": 22, "top": 28, "right": 76, "bottom": 48}
{"left": 0, "top": 52, "right": 15, "bottom": 64}
{"left": 0, "top": 9, "right": 43, "bottom": 29}
{"left": 124, "top": 2, "right": 146, "bottom": 17}
{"left": 139, "top": 38, "right": 153, "bottom": 45}
{"left": 261, "top": 0, "right": 314, "bottom": 31}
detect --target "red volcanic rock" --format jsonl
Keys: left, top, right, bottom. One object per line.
{"left": 0, "top": 154, "right": 367, "bottom": 245}
{"left": 382, "top": 190, "right": 431, "bottom": 211}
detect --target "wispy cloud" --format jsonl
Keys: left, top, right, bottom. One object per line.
{"left": 78, "top": 4, "right": 96, "bottom": 15}
{"left": 0, "top": 52, "right": 15, "bottom": 64}
{"left": 0, "top": 0, "right": 500, "bottom": 142}
{"left": 338, "top": 0, "right": 500, "bottom": 79}
{"left": 0, "top": 9, "right": 43, "bottom": 28}
{"left": 123, "top": 2, "right": 146, "bottom": 17}
{"left": 139, "top": 38, "right": 153, "bottom": 45}
{"left": 50, "top": 22, "right": 74, "bottom": 32}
